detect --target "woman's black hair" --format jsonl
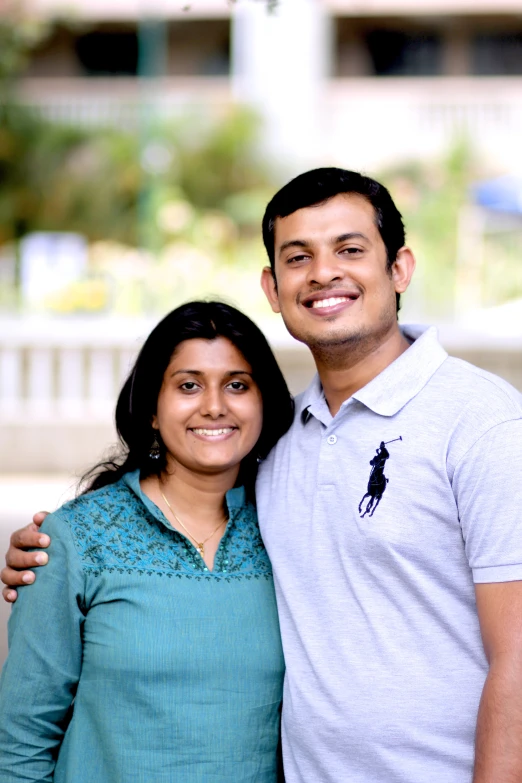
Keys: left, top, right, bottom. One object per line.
{"left": 80, "top": 301, "right": 294, "bottom": 498}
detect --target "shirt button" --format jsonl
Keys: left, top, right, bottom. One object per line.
{"left": 327, "top": 434, "right": 337, "bottom": 445}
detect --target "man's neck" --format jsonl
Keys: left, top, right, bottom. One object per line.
{"left": 313, "top": 324, "right": 411, "bottom": 416}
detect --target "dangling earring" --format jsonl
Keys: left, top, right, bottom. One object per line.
{"left": 149, "top": 432, "right": 161, "bottom": 460}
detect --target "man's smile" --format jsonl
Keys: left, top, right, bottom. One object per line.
{"left": 300, "top": 289, "right": 361, "bottom": 317}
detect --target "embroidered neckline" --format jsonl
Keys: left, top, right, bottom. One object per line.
{"left": 63, "top": 478, "right": 272, "bottom": 581}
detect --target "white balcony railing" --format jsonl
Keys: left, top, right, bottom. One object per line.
{"left": 0, "top": 318, "right": 150, "bottom": 423}
{"left": 325, "top": 76, "right": 522, "bottom": 170}
{"left": 18, "top": 77, "right": 233, "bottom": 128}
{"left": 16, "top": 76, "right": 522, "bottom": 169}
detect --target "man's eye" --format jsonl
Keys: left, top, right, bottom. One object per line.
{"left": 342, "top": 247, "right": 363, "bottom": 255}
{"left": 287, "top": 254, "right": 309, "bottom": 264}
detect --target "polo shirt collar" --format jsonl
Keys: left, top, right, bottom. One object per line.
{"left": 300, "top": 325, "right": 448, "bottom": 422}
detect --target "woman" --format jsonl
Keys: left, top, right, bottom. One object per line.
{"left": 0, "top": 301, "right": 294, "bottom": 783}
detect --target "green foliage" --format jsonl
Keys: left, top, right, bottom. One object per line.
{"left": 0, "top": 3, "right": 52, "bottom": 87}
{"left": 0, "top": 102, "right": 141, "bottom": 244}
{"left": 380, "top": 141, "right": 480, "bottom": 318}
{"left": 173, "top": 109, "right": 275, "bottom": 210}
{"left": 0, "top": 102, "right": 274, "bottom": 247}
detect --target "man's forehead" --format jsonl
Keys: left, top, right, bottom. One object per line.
{"left": 274, "top": 193, "right": 379, "bottom": 245}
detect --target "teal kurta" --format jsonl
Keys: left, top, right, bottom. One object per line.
{"left": 0, "top": 471, "right": 284, "bottom": 783}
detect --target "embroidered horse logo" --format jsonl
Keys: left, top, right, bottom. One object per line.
{"left": 358, "top": 437, "right": 402, "bottom": 518}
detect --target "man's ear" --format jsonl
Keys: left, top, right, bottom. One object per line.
{"left": 261, "top": 266, "right": 281, "bottom": 314}
{"left": 391, "top": 247, "right": 416, "bottom": 295}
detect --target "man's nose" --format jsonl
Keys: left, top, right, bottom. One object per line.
{"left": 306, "top": 250, "right": 343, "bottom": 287}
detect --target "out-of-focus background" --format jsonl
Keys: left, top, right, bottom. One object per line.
{"left": 1, "top": 0, "right": 522, "bottom": 662}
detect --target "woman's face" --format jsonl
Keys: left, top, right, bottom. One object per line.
{"left": 152, "top": 337, "right": 263, "bottom": 479}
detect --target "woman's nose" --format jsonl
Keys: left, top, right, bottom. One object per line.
{"left": 200, "top": 387, "right": 227, "bottom": 418}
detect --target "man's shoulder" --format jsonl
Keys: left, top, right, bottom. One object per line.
{"left": 437, "top": 355, "right": 522, "bottom": 418}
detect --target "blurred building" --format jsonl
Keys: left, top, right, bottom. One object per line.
{"left": 2, "top": 0, "right": 522, "bottom": 477}
{"left": 16, "top": 0, "right": 522, "bottom": 170}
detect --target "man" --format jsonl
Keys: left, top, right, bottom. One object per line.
{"left": 4, "top": 168, "right": 522, "bottom": 782}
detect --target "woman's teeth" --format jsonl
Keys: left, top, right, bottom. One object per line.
{"left": 191, "top": 428, "right": 234, "bottom": 436}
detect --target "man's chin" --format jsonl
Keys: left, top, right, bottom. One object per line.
{"left": 283, "top": 318, "right": 369, "bottom": 350}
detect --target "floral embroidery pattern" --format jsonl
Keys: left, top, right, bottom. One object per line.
{"left": 62, "top": 480, "right": 273, "bottom": 581}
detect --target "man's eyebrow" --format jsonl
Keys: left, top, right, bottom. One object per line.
{"left": 278, "top": 232, "right": 370, "bottom": 255}
{"left": 330, "top": 231, "right": 370, "bottom": 245}
{"left": 278, "top": 239, "right": 308, "bottom": 255}
{"left": 333, "top": 232, "right": 369, "bottom": 244}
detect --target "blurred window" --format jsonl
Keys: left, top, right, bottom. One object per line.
{"left": 75, "top": 30, "right": 139, "bottom": 76}
{"left": 472, "top": 33, "right": 522, "bottom": 75}
{"left": 168, "top": 20, "right": 230, "bottom": 77}
{"left": 365, "top": 30, "right": 442, "bottom": 76}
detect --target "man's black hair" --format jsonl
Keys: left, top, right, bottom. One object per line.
{"left": 262, "top": 167, "right": 406, "bottom": 312}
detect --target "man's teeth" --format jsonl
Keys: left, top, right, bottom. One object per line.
{"left": 311, "top": 296, "right": 352, "bottom": 309}
{"left": 191, "top": 428, "right": 234, "bottom": 436}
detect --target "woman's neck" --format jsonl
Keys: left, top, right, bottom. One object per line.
{"left": 140, "top": 463, "right": 240, "bottom": 571}
{"left": 141, "top": 461, "right": 239, "bottom": 524}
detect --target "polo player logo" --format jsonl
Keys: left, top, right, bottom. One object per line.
{"left": 358, "top": 437, "right": 402, "bottom": 518}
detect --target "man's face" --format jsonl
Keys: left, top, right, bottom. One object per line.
{"left": 261, "top": 193, "right": 414, "bottom": 353}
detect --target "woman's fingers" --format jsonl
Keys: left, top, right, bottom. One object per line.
{"left": 32, "top": 511, "right": 49, "bottom": 527}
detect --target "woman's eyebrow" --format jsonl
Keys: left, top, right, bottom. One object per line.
{"left": 170, "top": 369, "right": 253, "bottom": 377}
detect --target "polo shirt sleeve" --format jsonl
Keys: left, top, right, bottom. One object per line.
{"left": 0, "top": 508, "right": 86, "bottom": 782}
{"left": 452, "top": 417, "right": 522, "bottom": 584}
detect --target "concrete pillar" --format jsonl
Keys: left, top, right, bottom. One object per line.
{"left": 443, "top": 26, "right": 472, "bottom": 76}
{"left": 231, "top": 0, "right": 331, "bottom": 168}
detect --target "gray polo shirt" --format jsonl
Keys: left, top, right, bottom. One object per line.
{"left": 256, "top": 325, "right": 522, "bottom": 783}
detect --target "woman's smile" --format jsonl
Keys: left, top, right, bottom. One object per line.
{"left": 189, "top": 426, "right": 238, "bottom": 441}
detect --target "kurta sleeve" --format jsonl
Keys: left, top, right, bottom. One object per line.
{"left": 0, "top": 508, "right": 86, "bottom": 782}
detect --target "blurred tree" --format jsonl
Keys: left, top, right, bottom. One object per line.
{"left": 0, "top": 2, "right": 52, "bottom": 90}
{"left": 380, "top": 141, "right": 481, "bottom": 318}
{"left": 0, "top": 103, "right": 274, "bottom": 246}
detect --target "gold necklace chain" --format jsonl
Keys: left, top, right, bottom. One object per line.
{"left": 159, "top": 488, "right": 227, "bottom": 557}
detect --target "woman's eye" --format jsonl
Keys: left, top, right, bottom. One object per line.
{"left": 180, "top": 382, "right": 199, "bottom": 391}
{"left": 227, "top": 381, "right": 248, "bottom": 391}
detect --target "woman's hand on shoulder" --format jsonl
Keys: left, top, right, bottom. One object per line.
{"left": 1, "top": 512, "right": 51, "bottom": 603}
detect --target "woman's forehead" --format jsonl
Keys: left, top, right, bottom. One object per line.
{"left": 168, "top": 337, "right": 251, "bottom": 372}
